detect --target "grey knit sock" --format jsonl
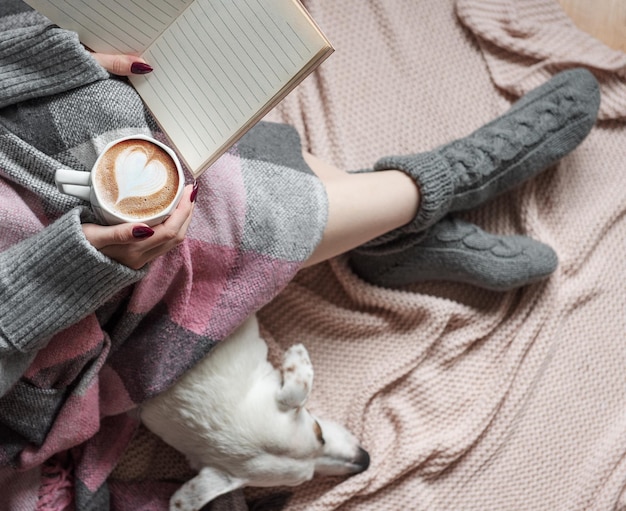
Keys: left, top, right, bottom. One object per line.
{"left": 350, "top": 217, "right": 558, "bottom": 291}
{"left": 370, "top": 68, "right": 600, "bottom": 245}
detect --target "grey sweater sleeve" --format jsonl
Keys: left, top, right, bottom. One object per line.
{"left": 0, "top": 6, "right": 145, "bottom": 355}
{"left": 0, "top": 207, "right": 146, "bottom": 355}
{"left": 0, "top": 16, "right": 108, "bottom": 108}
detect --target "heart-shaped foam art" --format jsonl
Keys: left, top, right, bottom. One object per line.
{"left": 114, "top": 146, "right": 168, "bottom": 203}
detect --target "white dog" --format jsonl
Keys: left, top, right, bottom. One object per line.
{"left": 141, "top": 315, "right": 370, "bottom": 511}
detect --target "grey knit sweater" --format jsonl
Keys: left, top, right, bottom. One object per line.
{"left": 0, "top": 5, "right": 147, "bottom": 394}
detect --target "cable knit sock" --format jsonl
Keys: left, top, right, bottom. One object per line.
{"left": 350, "top": 217, "right": 558, "bottom": 291}
{"left": 368, "top": 68, "right": 600, "bottom": 247}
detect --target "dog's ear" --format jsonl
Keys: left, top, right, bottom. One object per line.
{"left": 169, "top": 466, "right": 247, "bottom": 511}
{"left": 276, "top": 344, "right": 314, "bottom": 410}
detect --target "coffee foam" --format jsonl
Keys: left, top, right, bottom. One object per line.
{"left": 95, "top": 139, "right": 179, "bottom": 219}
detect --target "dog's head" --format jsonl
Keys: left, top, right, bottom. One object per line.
{"left": 170, "top": 409, "right": 369, "bottom": 510}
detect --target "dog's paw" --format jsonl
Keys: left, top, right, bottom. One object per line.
{"left": 276, "top": 344, "right": 314, "bottom": 410}
{"left": 170, "top": 467, "right": 246, "bottom": 511}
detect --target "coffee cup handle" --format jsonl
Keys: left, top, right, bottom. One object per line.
{"left": 55, "top": 168, "right": 92, "bottom": 202}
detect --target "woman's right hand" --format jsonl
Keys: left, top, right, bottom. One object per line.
{"left": 81, "top": 183, "right": 197, "bottom": 270}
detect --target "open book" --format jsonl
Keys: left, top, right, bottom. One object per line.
{"left": 24, "top": 0, "right": 333, "bottom": 178}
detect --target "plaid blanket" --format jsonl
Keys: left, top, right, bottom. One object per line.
{"left": 0, "top": 3, "right": 327, "bottom": 509}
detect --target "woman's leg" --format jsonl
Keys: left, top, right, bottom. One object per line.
{"left": 301, "top": 68, "right": 600, "bottom": 290}
{"left": 303, "top": 152, "right": 419, "bottom": 266}
{"left": 304, "top": 153, "right": 559, "bottom": 290}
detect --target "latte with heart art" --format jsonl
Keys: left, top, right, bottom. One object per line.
{"left": 94, "top": 139, "right": 180, "bottom": 220}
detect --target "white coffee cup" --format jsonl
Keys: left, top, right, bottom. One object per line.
{"left": 55, "top": 135, "right": 185, "bottom": 226}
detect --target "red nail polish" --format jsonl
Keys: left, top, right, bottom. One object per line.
{"left": 133, "top": 226, "right": 154, "bottom": 239}
{"left": 131, "top": 62, "right": 153, "bottom": 74}
{"left": 190, "top": 181, "right": 199, "bottom": 203}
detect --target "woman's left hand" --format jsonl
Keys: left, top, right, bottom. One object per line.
{"left": 90, "top": 53, "right": 153, "bottom": 76}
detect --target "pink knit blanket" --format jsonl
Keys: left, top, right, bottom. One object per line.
{"left": 249, "top": 0, "right": 626, "bottom": 510}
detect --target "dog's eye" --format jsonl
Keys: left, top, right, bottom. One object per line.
{"left": 313, "top": 420, "right": 325, "bottom": 446}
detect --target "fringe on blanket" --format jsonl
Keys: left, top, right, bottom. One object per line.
{"left": 37, "top": 452, "right": 74, "bottom": 511}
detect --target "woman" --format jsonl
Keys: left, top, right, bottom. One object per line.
{"left": 0, "top": 1, "right": 599, "bottom": 508}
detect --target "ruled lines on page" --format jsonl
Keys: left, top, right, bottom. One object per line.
{"left": 130, "top": 0, "right": 321, "bottom": 174}
{"left": 24, "top": 0, "right": 192, "bottom": 54}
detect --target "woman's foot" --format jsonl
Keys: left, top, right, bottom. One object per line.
{"left": 372, "top": 68, "right": 600, "bottom": 239}
{"left": 350, "top": 217, "right": 558, "bottom": 291}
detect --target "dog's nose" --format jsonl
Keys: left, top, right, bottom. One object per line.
{"left": 353, "top": 447, "right": 370, "bottom": 473}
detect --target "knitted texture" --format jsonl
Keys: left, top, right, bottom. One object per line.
{"left": 350, "top": 217, "right": 558, "bottom": 290}
{"left": 0, "top": 11, "right": 108, "bottom": 109}
{"left": 0, "top": 208, "right": 141, "bottom": 355}
{"left": 256, "top": 0, "right": 626, "bottom": 510}
{"left": 455, "top": 0, "right": 626, "bottom": 121}
{"left": 372, "top": 68, "right": 600, "bottom": 235}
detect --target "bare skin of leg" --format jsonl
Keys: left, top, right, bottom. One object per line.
{"left": 303, "top": 152, "right": 420, "bottom": 267}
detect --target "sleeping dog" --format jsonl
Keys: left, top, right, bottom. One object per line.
{"left": 141, "top": 315, "right": 370, "bottom": 510}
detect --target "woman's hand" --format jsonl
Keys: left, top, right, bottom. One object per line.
{"left": 82, "top": 183, "right": 198, "bottom": 270}
{"left": 83, "top": 50, "right": 180, "bottom": 270}
{"left": 90, "top": 52, "right": 153, "bottom": 76}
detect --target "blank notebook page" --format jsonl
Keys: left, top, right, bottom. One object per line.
{"left": 24, "top": 0, "right": 192, "bottom": 53}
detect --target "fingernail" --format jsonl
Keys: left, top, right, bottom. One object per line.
{"left": 190, "top": 181, "right": 199, "bottom": 203}
{"left": 130, "top": 62, "right": 153, "bottom": 75}
{"left": 132, "top": 226, "right": 155, "bottom": 239}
